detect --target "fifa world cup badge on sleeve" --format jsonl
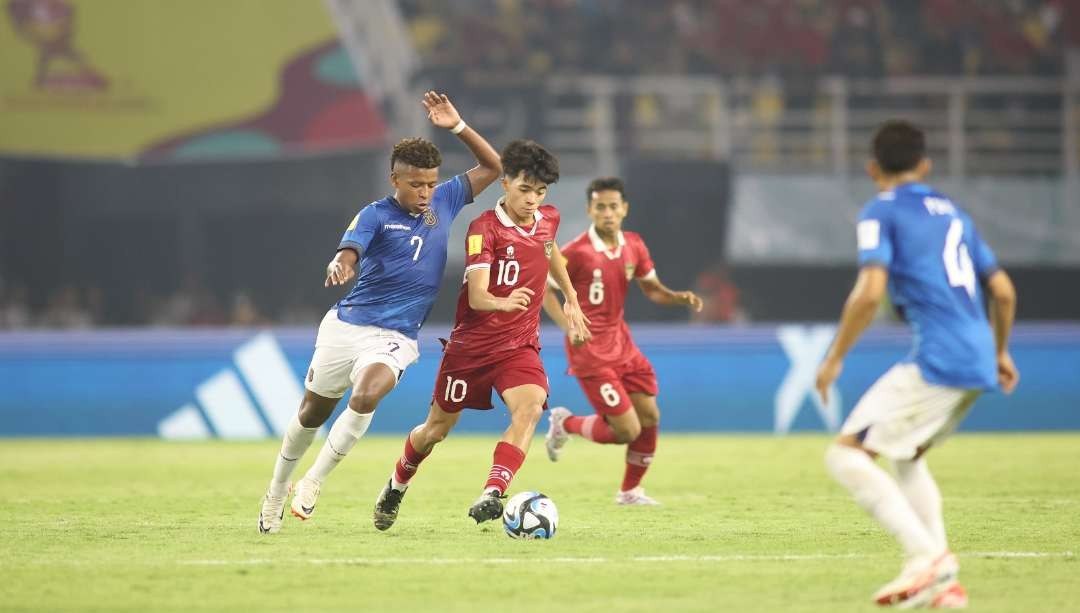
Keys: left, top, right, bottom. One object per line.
{"left": 468, "top": 234, "right": 483, "bottom": 256}
{"left": 624, "top": 263, "right": 635, "bottom": 280}
{"left": 544, "top": 241, "right": 554, "bottom": 258}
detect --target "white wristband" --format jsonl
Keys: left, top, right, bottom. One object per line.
{"left": 450, "top": 120, "right": 467, "bottom": 135}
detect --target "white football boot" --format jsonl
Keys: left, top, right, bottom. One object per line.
{"left": 930, "top": 582, "right": 968, "bottom": 609}
{"left": 873, "top": 551, "right": 959, "bottom": 608}
{"left": 258, "top": 486, "right": 290, "bottom": 534}
{"left": 290, "top": 476, "right": 321, "bottom": 520}
{"left": 545, "top": 406, "right": 572, "bottom": 462}
{"left": 615, "top": 486, "right": 660, "bottom": 506}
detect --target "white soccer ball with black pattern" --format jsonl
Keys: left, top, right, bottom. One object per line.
{"left": 502, "top": 491, "right": 558, "bottom": 539}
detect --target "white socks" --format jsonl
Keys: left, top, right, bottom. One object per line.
{"left": 304, "top": 408, "right": 373, "bottom": 483}
{"left": 268, "top": 414, "right": 318, "bottom": 497}
{"left": 892, "top": 458, "right": 947, "bottom": 551}
{"left": 825, "top": 444, "right": 940, "bottom": 561}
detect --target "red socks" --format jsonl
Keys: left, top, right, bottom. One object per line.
{"left": 564, "top": 414, "right": 618, "bottom": 444}
{"left": 622, "top": 425, "right": 658, "bottom": 492}
{"left": 485, "top": 441, "right": 526, "bottom": 494}
{"left": 393, "top": 434, "right": 430, "bottom": 486}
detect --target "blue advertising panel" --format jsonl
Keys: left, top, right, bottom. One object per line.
{"left": 1, "top": 324, "right": 1077, "bottom": 437}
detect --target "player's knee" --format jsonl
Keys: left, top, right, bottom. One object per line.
{"left": 347, "top": 389, "right": 382, "bottom": 414}
{"left": 513, "top": 402, "right": 544, "bottom": 425}
{"left": 638, "top": 409, "right": 660, "bottom": 429}
{"left": 612, "top": 420, "right": 641, "bottom": 444}
{"left": 298, "top": 399, "right": 333, "bottom": 428}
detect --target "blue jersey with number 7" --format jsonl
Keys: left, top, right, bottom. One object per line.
{"left": 334, "top": 174, "right": 473, "bottom": 339}
{"left": 856, "top": 182, "right": 999, "bottom": 390}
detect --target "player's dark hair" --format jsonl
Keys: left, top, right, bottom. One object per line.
{"left": 501, "top": 139, "right": 559, "bottom": 185}
{"left": 872, "top": 120, "right": 926, "bottom": 174}
{"left": 390, "top": 137, "right": 441, "bottom": 170}
{"left": 586, "top": 176, "right": 626, "bottom": 201}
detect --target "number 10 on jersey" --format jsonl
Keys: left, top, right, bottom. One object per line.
{"left": 496, "top": 259, "right": 520, "bottom": 286}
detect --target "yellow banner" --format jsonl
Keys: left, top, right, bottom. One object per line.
{"left": 0, "top": 0, "right": 385, "bottom": 160}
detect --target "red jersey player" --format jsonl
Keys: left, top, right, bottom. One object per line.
{"left": 542, "top": 177, "right": 703, "bottom": 505}
{"left": 372, "top": 140, "right": 591, "bottom": 529}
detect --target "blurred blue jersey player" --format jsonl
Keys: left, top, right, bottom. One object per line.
{"left": 816, "top": 120, "right": 1019, "bottom": 608}
{"left": 258, "top": 91, "right": 503, "bottom": 535}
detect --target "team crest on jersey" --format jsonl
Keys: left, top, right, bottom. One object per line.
{"left": 544, "top": 241, "right": 554, "bottom": 258}
{"left": 422, "top": 209, "right": 438, "bottom": 226}
{"left": 625, "top": 263, "right": 635, "bottom": 280}
{"left": 506, "top": 245, "right": 515, "bottom": 258}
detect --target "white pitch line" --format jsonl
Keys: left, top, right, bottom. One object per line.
{"left": 177, "top": 551, "right": 1074, "bottom": 566}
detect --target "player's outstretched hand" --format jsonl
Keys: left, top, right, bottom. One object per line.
{"left": 421, "top": 91, "right": 462, "bottom": 130}
{"left": 563, "top": 299, "right": 592, "bottom": 343}
{"left": 498, "top": 287, "right": 534, "bottom": 312}
{"left": 997, "top": 351, "right": 1019, "bottom": 394}
{"left": 815, "top": 358, "right": 842, "bottom": 404}
{"left": 677, "top": 290, "right": 704, "bottom": 312}
{"left": 325, "top": 261, "right": 356, "bottom": 287}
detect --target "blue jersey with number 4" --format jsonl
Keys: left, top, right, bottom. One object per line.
{"left": 335, "top": 174, "right": 473, "bottom": 339}
{"left": 857, "top": 182, "right": 999, "bottom": 390}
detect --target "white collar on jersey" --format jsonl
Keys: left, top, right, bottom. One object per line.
{"left": 495, "top": 198, "right": 544, "bottom": 237}
{"left": 588, "top": 224, "right": 625, "bottom": 259}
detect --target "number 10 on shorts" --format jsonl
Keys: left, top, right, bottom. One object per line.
{"left": 445, "top": 377, "right": 468, "bottom": 403}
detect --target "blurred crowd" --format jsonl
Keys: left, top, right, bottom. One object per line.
{"left": 0, "top": 272, "right": 744, "bottom": 330}
{"left": 0, "top": 277, "right": 324, "bottom": 330}
{"left": 403, "top": 0, "right": 1068, "bottom": 82}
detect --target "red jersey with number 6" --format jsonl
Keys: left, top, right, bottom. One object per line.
{"left": 557, "top": 226, "right": 655, "bottom": 376}
{"left": 444, "top": 202, "right": 561, "bottom": 357}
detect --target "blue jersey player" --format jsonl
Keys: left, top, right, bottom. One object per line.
{"left": 816, "top": 120, "right": 1019, "bottom": 608}
{"left": 259, "top": 91, "right": 502, "bottom": 534}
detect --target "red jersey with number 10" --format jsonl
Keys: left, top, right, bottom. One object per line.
{"left": 558, "top": 226, "right": 655, "bottom": 376}
{"left": 444, "top": 203, "right": 561, "bottom": 357}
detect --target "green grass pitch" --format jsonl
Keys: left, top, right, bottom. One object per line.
{"left": 2, "top": 434, "right": 1077, "bottom": 612}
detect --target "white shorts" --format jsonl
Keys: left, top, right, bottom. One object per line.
{"left": 840, "top": 363, "right": 980, "bottom": 461}
{"left": 304, "top": 310, "right": 420, "bottom": 399}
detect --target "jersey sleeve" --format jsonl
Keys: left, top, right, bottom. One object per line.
{"left": 632, "top": 235, "right": 657, "bottom": 280}
{"left": 969, "top": 222, "right": 1000, "bottom": 280}
{"left": 856, "top": 199, "right": 894, "bottom": 268}
{"left": 464, "top": 216, "right": 495, "bottom": 274}
{"left": 436, "top": 174, "right": 475, "bottom": 219}
{"left": 339, "top": 204, "right": 380, "bottom": 254}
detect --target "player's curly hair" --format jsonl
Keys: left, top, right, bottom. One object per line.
{"left": 501, "top": 139, "right": 559, "bottom": 185}
{"left": 586, "top": 176, "right": 626, "bottom": 201}
{"left": 873, "top": 120, "right": 925, "bottom": 174}
{"left": 390, "top": 137, "right": 442, "bottom": 170}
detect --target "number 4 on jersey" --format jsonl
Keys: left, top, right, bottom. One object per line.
{"left": 943, "top": 219, "right": 976, "bottom": 299}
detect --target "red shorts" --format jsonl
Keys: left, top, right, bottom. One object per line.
{"left": 575, "top": 349, "right": 659, "bottom": 417}
{"left": 433, "top": 345, "right": 550, "bottom": 413}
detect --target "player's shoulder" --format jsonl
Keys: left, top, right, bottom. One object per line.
{"left": 562, "top": 229, "right": 591, "bottom": 250}
{"left": 435, "top": 173, "right": 465, "bottom": 193}
{"left": 362, "top": 196, "right": 394, "bottom": 213}
{"left": 859, "top": 189, "right": 896, "bottom": 220}
{"left": 467, "top": 208, "right": 498, "bottom": 229}
{"left": 622, "top": 230, "right": 648, "bottom": 248}
{"left": 540, "top": 204, "right": 561, "bottom": 221}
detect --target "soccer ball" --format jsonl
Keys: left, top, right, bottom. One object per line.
{"left": 502, "top": 491, "right": 558, "bottom": 539}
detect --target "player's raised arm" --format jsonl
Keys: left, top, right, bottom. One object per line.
{"left": 986, "top": 270, "right": 1019, "bottom": 393}
{"left": 421, "top": 91, "right": 501, "bottom": 196}
{"left": 547, "top": 243, "right": 591, "bottom": 341}
{"left": 637, "top": 275, "right": 704, "bottom": 312}
{"left": 815, "top": 265, "right": 889, "bottom": 402}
